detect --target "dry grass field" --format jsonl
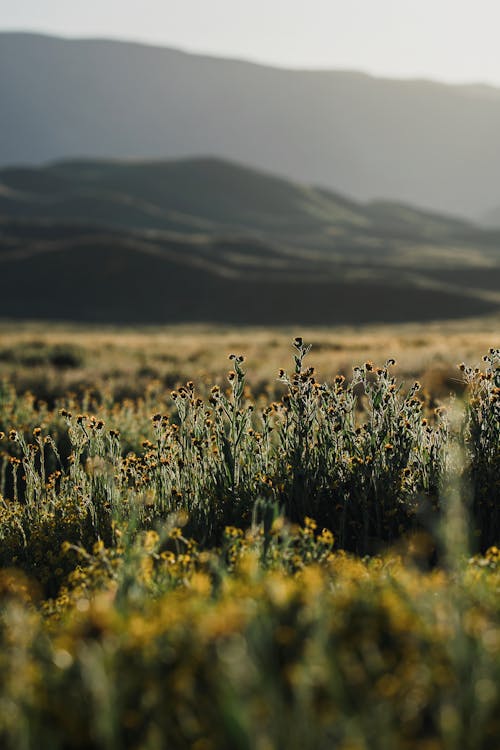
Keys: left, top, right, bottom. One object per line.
{"left": 1, "top": 315, "right": 498, "bottom": 402}
{"left": 0, "top": 316, "right": 498, "bottom": 749}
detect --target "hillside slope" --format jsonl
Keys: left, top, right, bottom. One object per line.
{"left": 1, "top": 219, "right": 497, "bottom": 324}
{"left": 2, "top": 157, "right": 499, "bottom": 262}
{"left": 1, "top": 158, "right": 500, "bottom": 324}
{"left": 2, "top": 32, "right": 500, "bottom": 219}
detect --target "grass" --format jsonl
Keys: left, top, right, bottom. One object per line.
{"left": 0, "top": 321, "right": 499, "bottom": 749}
{"left": 0, "top": 316, "right": 498, "bottom": 401}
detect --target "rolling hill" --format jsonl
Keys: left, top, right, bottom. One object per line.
{"left": 482, "top": 204, "right": 500, "bottom": 228}
{"left": 2, "top": 32, "right": 500, "bottom": 221}
{"left": 0, "top": 158, "right": 499, "bottom": 325}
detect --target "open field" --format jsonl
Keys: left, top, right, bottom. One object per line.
{"left": 0, "top": 319, "right": 499, "bottom": 748}
{"left": 1, "top": 315, "right": 499, "bottom": 401}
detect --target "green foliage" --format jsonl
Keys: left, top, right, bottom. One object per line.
{"left": 3, "top": 539, "right": 500, "bottom": 749}
{"left": 0, "top": 343, "right": 498, "bottom": 586}
{"left": 0, "top": 341, "right": 499, "bottom": 748}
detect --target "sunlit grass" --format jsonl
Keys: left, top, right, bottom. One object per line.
{"left": 0, "top": 329, "right": 498, "bottom": 749}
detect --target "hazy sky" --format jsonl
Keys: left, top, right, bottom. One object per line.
{"left": 3, "top": 0, "right": 500, "bottom": 86}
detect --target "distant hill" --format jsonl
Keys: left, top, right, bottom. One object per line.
{"left": 0, "top": 157, "right": 499, "bottom": 325}
{"left": 482, "top": 204, "right": 500, "bottom": 228}
{"left": 1, "top": 223, "right": 496, "bottom": 325}
{"left": 0, "top": 157, "right": 371, "bottom": 242}
{"left": 2, "top": 32, "right": 500, "bottom": 220}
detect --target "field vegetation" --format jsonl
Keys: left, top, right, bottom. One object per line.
{"left": 0, "top": 321, "right": 499, "bottom": 749}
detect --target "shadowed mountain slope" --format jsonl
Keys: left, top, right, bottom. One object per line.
{"left": 482, "top": 204, "right": 500, "bottom": 229}
{"left": 2, "top": 32, "right": 500, "bottom": 219}
{"left": 2, "top": 157, "right": 499, "bottom": 256}
{"left": 0, "top": 158, "right": 499, "bottom": 324}
{"left": 0, "top": 221, "right": 496, "bottom": 325}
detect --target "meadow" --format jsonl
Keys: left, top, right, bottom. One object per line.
{"left": 0, "top": 318, "right": 499, "bottom": 749}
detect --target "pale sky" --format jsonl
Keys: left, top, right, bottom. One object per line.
{"left": 2, "top": 0, "right": 500, "bottom": 86}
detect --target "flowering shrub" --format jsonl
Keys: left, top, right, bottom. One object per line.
{"left": 0, "top": 341, "right": 498, "bottom": 748}
{"left": 2, "top": 538, "right": 500, "bottom": 749}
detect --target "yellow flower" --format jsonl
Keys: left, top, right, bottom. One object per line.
{"left": 142, "top": 530, "right": 159, "bottom": 552}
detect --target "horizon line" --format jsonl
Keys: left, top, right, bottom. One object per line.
{"left": 2, "top": 28, "right": 500, "bottom": 91}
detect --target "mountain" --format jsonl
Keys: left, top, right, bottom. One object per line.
{"left": 0, "top": 157, "right": 499, "bottom": 325}
{"left": 2, "top": 32, "right": 500, "bottom": 220}
{"left": 0, "top": 157, "right": 373, "bottom": 242}
{"left": 482, "top": 204, "right": 500, "bottom": 228}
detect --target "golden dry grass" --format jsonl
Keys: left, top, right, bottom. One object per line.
{"left": 0, "top": 315, "right": 498, "bottom": 399}
{"left": 0, "top": 317, "right": 498, "bottom": 749}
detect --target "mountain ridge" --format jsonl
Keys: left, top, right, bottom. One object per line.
{"left": 6, "top": 31, "right": 500, "bottom": 91}
{"left": 0, "top": 156, "right": 499, "bottom": 324}
{"left": 2, "top": 32, "right": 500, "bottom": 220}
